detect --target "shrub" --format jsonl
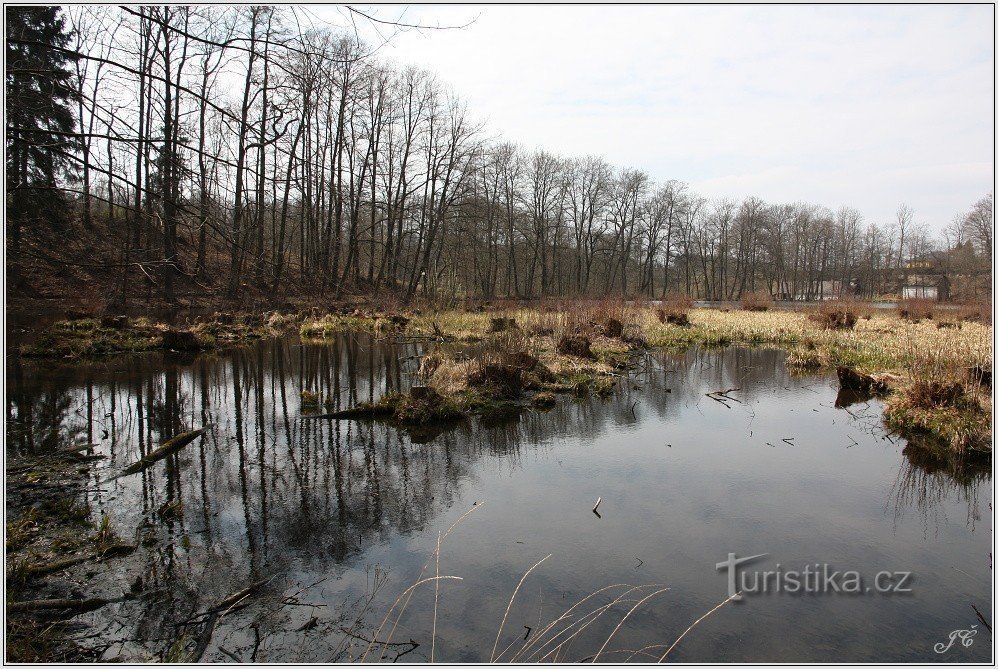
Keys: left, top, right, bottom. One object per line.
{"left": 589, "top": 298, "right": 632, "bottom": 331}
{"left": 656, "top": 294, "right": 693, "bottom": 326}
{"left": 599, "top": 318, "right": 624, "bottom": 338}
{"left": 556, "top": 334, "right": 594, "bottom": 359}
{"left": 162, "top": 328, "right": 202, "bottom": 351}
{"left": 556, "top": 297, "right": 637, "bottom": 339}
{"left": 808, "top": 299, "right": 867, "bottom": 330}
{"left": 420, "top": 348, "right": 445, "bottom": 376}
{"left": 897, "top": 297, "right": 934, "bottom": 322}
{"left": 740, "top": 291, "right": 774, "bottom": 312}
{"left": 954, "top": 299, "right": 992, "bottom": 325}
{"left": 488, "top": 317, "right": 517, "bottom": 333}
{"left": 393, "top": 388, "right": 465, "bottom": 425}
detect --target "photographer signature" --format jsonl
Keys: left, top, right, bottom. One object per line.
{"left": 934, "top": 625, "right": 978, "bottom": 654}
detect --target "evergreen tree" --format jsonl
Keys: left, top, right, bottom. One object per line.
{"left": 6, "top": 6, "right": 78, "bottom": 280}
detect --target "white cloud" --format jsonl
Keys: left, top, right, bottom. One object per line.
{"left": 311, "top": 4, "right": 993, "bottom": 231}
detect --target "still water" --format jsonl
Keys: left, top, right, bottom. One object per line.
{"left": 6, "top": 334, "right": 992, "bottom": 662}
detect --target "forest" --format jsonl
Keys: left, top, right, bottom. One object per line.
{"left": 6, "top": 5, "right": 993, "bottom": 309}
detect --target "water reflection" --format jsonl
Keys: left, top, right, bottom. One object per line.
{"left": 6, "top": 335, "right": 992, "bottom": 662}
{"left": 889, "top": 444, "right": 989, "bottom": 535}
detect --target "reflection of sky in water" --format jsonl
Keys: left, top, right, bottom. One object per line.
{"left": 6, "top": 336, "right": 991, "bottom": 662}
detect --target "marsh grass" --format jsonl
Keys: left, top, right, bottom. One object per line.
{"left": 92, "top": 513, "right": 115, "bottom": 549}
{"left": 883, "top": 343, "right": 992, "bottom": 454}
{"left": 6, "top": 508, "right": 40, "bottom": 552}
{"left": 6, "top": 618, "right": 66, "bottom": 662}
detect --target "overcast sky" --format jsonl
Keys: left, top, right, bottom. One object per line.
{"left": 311, "top": 4, "right": 993, "bottom": 232}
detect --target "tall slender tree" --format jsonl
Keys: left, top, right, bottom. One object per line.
{"left": 5, "top": 6, "right": 78, "bottom": 282}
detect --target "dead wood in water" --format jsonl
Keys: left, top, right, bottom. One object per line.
{"left": 179, "top": 578, "right": 274, "bottom": 660}
{"left": 110, "top": 427, "right": 209, "bottom": 480}
{"left": 706, "top": 387, "right": 742, "bottom": 407}
{"left": 211, "top": 579, "right": 271, "bottom": 615}
{"left": 8, "top": 597, "right": 114, "bottom": 614}
{"left": 836, "top": 366, "right": 888, "bottom": 395}
{"left": 22, "top": 555, "right": 91, "bottom": 577}
{"left": 184, "top": 577, "right": 274, "bottom": 626}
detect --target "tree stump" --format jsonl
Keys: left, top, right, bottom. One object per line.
{"left": 836, "top": 366, "right": 887, "bottom": 394}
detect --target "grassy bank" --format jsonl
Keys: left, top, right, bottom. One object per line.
{"left": 17, "top": 312, "right": 302, "bottom": 358}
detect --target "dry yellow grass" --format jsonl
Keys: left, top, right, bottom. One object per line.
{"left": 301, "top": 305, "right": 991, "bottom": 377}
{"left": 642, "top": 308, "right": 991, "bottom": 373}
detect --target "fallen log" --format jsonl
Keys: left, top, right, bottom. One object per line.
{"left": 109, "top": 427, "right": 209, "bottom": 480}
{"left": 23, "top": 555, "right": 91, "bottom": 577}
{"left": 8, "top": 597, "right": 112, "bottom": 613}
{"left": 211, "top": 578, "right": 271, "bottom": 615}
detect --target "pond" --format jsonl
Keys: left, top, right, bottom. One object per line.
{"left": 6, "top": 333, "right": 991, "bottom": 662}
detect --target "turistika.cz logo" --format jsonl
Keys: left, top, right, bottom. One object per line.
{"left": 716, "top": 553, "right": 913, "bottom": 600}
